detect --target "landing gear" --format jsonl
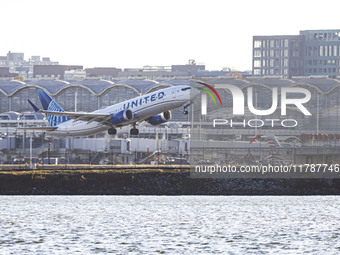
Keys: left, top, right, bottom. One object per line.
{"left": 130, "top": 128, "right": 139, "bottom": 135}
{"left": 108, "top": 128, "right": 117, "bottom": 135}
{"left": 183, "top": 105, "right": 189, "bottom": 115}
{"left": 130, "top": 123, "right": 139, "bottom": 135}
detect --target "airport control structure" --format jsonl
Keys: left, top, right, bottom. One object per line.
{"left": 0, "top": 76, "right": 340, "bottom": 165}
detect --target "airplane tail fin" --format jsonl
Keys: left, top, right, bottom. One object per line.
{"left": 38, "top": 90, "right": 69, "bottom": 127}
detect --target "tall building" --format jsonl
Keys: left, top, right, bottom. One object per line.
{"left": 252, "top": 35, "right": 303, "bottom": 77}
{"left": 252, "top": 29, "right": 340, "bottom": 78}
{"left": 301, "top": 30, "right": 340, "bottom": 77}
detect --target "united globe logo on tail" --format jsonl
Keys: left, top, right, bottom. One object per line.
{"left": 38, "top": 90, "right": 69, "bottom": 127}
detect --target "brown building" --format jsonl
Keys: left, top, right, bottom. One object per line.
{"left": 85, "top": 67, "right": 121, "bottom": 78}
{"left": 171, "top": 64, "right": 205, "bottom": 72}
{"left": 0, "top": 67, "right": 16, "bottom": 77}
{"left": 33, "top": 65, "right": 83, "bottom": 79}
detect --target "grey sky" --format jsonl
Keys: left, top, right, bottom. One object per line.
{"left": 1, "top": 0, "right": 339, "bottom": 70}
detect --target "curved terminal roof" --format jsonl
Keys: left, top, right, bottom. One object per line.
{"left": 25, "top": 80, "right": 70, "bottom": 94}
{"left": 0, "top": 111, "right": 21, "bottom": 120}
{"left": 69, "top": 79, "right": 114, "bottom": 94}
{"left": 0, "top": 78, "right": 339, "bottom": 96}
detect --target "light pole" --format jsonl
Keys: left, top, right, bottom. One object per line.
{"left": 48, "top": 141, "right": 51, "bottom": 165}
{"left": 316, "top": 93, "right": 319, "bottom": 134}
{"left": 147, "top": 146, "right": 149, "bottom": 165}
{"left": 29, "top": 136, "right": 33, "bottom": 169}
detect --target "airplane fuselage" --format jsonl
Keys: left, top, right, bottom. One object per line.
{"left": 47, "top": 85, "right": 195, "bottom": 137}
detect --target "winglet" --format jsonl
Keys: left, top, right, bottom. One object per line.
{"left": 28, "top": 99, "right": 40, "bottom": 112}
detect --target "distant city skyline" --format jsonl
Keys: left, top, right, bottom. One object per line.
{"left": 1, "top": 0, "right": 339, "bottom": 71}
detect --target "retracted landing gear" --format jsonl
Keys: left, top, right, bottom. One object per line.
{"left": 108, "top": 128, "right": 117, "bottom": 135}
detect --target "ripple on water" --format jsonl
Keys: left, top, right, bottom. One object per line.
{"left": 0, "top": 196, "right": 340, "bottom": 254}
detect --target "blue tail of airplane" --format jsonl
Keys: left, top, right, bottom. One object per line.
{"left": 38, "top": 90, "right": 70, "bottom": 127}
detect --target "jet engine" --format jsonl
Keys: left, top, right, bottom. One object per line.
{"left": 111, "top": 109, "right": 134, "bottom": 126}
{"left": 147, "top": 110, "right": 172, "bottom": 126}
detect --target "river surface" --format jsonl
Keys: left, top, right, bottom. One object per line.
{"left": 0, "top": 196, "right": 340, "bottom": 254}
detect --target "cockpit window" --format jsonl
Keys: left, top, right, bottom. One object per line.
{"left": 181, "top": 87, "right": 191, "bottom": 91}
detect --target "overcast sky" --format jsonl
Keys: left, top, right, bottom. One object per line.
{"left": 1, "top": 0, "right": 339, "bottom": 71}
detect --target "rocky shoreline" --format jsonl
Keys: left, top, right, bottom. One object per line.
{"left": 0, "top": 167, "right": 340, "bottom": 195}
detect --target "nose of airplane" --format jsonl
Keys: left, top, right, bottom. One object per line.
{"left": 190, "top": 88, "right": 200, "bottom": 101}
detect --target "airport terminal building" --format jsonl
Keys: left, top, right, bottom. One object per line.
{"left": 0, "top": 77, "right": 340, "bottom": 165}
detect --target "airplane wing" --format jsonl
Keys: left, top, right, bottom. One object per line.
{"left": 39, "top": 110, "right": 112, "bottom": 123}
{"left": 17, "top": 127, "right": 58, "bottom": 131}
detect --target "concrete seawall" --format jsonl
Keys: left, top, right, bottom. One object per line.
{"left": 0, "top": 165, "right": 340, "bottom": 195}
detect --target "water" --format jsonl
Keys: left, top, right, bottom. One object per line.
{"left": 1, "top": 196, "right": 340, "bottom": 254}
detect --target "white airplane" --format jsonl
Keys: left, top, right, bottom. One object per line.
{"left": 25, "top": 85, "right": 199, "bottom": 137}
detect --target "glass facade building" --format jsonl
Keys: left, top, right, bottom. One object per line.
{"left": 253, "top": 35, "right": 304, "bottom": 77}
{"left": 1, "top": 77, "right": 340, "bottom": 132}
{"left": 301, "top": 30, "right": 340, "bottom": 77}
{"left": 253, "top": 30, "right": 340, "bottom": 78}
